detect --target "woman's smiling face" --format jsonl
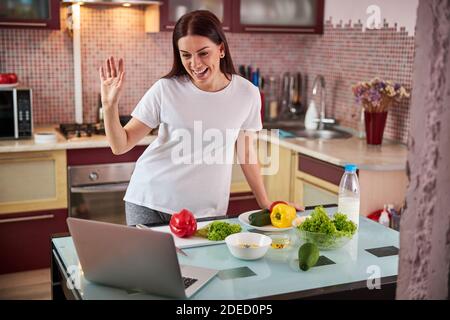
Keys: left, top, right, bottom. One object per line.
{"left": 178, "top": 35, "right": 225, "bottom": 90}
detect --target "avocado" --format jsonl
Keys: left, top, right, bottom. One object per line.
{"left": 298, "top": 243, "right": 320, "bottom": 271}
{"left": 248, "top": 209, "right": 271, "bottom": 227}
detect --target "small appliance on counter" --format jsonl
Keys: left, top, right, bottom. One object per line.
{"left": 59, "top": 123, "right": 103, "bottom": 139}
{"left": 0, "top": 87, "right": 33, "bottom": 139}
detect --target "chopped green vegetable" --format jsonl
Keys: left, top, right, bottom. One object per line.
{"left": 297, "top": 206, "right": 357, "bottom": 248}
{"left": 194, "top": 223, "right": 211, "bottom": 238}
{"left": 195, "top": 221, "right": 242, "bottom": 241}
{"left": 332, "top": 212, "right": 357, "bottom": 237}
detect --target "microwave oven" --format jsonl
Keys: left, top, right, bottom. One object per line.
{"left": 0, "top": 87, "right": 33, "bottom": 139}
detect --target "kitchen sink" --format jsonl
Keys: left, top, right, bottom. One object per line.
{"left": 263, "top": 119, "right": 353, "bottom": 140}
{"left": 263, "top": 120, "right": 302, "bottom": 130}
{"left": 286, "top": 128, "right": 353, "bottom": 139}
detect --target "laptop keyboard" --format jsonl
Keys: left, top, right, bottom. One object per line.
{"left": 182, "top": 277, "right": 198, "bottom": 289}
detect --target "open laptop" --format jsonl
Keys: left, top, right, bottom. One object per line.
{"left": 67, "top": 217, "right": 218, "bottom": 299}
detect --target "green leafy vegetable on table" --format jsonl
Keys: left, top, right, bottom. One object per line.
{"left": 195, "top": 221, "right": 242, "bottom": 241}
{"left": 297, "top": 206, "right": 357, "bottom": 248}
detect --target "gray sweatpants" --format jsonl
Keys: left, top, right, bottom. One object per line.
{"left": 125, "top": 201, "right": 172, "bottom": 226}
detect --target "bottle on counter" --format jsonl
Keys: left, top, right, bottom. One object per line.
{"left": 304, "top": 100, "right": 318, "bottom": 130}
{"left": 337, "top": 164, "right": 360, "bottom": 228}
{"left": 259, "top": 76, "right": 265, "bottom": 124}
{"left": 265, "top": 76, "right": 279, "bottom": 122}
{"left": 379, "top": 205, "right": 391, "bottom": 227}
{"left": 356, "top": 108, "right": 365, "bottom": 139}
{"left": 97, "top": 94, "right": 104, "bottom": 124}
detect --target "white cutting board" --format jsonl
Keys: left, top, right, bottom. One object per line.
{"left": 151, "top": 221, "right": 226, "bottom": 249}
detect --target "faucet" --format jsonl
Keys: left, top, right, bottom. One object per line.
{"left": 311, "top": 75, "right": 335, "bottom": 130}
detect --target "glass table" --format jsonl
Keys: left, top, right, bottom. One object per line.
{"left": 51, "top": 206, "right": 399, "bottom": 300}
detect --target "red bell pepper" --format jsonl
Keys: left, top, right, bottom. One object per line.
{"left": 169, "top": 209, "right": 197, "bottom": 238}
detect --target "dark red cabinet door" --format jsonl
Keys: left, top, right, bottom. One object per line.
{"left": 0, "top": 0, "right": 60, "bottom": 30}
{"left": 227, "top": 192, "right": 260, "bottom": 217}
{"left": 66, "top": 145, "right": 148, "bottom": 166}
{"left": 159, "top": 0, "right": 232, "bottom": 31}
{"left": 0, "top": 209, "right": 68, "bottom": 274}
{"left": 231, "top": 0, "right": 324, "bottom": 34}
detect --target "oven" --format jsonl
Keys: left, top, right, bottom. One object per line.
{"left": 68, "top": 162, "right": 135, "bottom": 225}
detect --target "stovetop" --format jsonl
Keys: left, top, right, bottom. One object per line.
{"left": 59, "top": 123, "right": 105, "bottom": 139}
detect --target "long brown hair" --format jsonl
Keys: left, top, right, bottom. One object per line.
{"left": 164, "top": 10, "right": 236, "bottom": 80}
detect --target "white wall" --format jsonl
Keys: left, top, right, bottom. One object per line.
{"left": 324, "top": 0, "right": 419, "bottom": 35}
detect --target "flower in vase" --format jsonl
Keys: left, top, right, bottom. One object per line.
{"left": 352, "top": 78, "right": 410, "bottom": 113}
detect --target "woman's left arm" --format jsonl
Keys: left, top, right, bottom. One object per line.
{"left": 236, "top": 130, "right": 303, "bottom": 211}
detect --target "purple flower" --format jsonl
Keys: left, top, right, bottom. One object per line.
{"left": 369, "top": 88, "right": 381, "bottom": 102}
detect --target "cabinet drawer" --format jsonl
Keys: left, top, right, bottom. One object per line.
{"left": 0, "top": 150, "right": 67, "bottom": 214}
{"left": 67, "top": 146, "right": 148, "bottom": 166}
{"left": 298, "top": 154, "right": 345, "bottom": 186}
{"left": 0, "top": 209, "right": 68, "bottom": 274}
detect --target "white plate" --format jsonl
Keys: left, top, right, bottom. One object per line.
{"left": 238, "top": 210, "right": 294, "bottom": 232}
{"left": 0, "top": 83, "right": 18, "bottom": 88}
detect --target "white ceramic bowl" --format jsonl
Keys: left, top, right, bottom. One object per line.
{"left": 225, "top": 232, "right": 272, "bottom": 260}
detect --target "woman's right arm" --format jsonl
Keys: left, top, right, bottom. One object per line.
{"left": 99, "top": 57, "right": 152, "bottom": 155}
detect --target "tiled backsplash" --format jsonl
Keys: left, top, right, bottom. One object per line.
{"left": 0, "top": 6, "right": 414, "bottom": 143}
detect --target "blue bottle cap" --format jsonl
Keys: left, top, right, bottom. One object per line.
{"left": 344, "top": 164, "right": 358, "bottom": 172}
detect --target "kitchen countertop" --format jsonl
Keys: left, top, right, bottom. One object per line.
{"left": 0, "top": 125, "right": 157, "bottom": 153}
{"left": 258, "top": 131, "right": 408, "bottom": 171}
{"left": 0, "top": 124, "right": 407, "bottom": 171}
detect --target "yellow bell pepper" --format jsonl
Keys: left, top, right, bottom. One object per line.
{"left": 270, "top": 203, "right": 297, "bottom": 228}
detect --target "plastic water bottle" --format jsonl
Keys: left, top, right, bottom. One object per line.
{"left": 337, "top": 164, "right": 360, "bottom": 228}
{"left": 379, "top": 205, "right": 390, "bottom": 227}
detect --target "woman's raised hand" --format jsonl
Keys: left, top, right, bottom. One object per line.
{"left": 99, "top": 57, "right": 125, "bottom": 110}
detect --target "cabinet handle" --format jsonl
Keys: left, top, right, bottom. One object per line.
{"left": 222, "top": 26, "right": 230, "bottom": 31}
{"left": 0, "top": 22, "right": 47, "bottom": 27}
{"left": 229, "top": 195, "right": 256, "bottom": 201}
{"left": 0, "top": 154, "right": 52, "bottom": 162}
{"left": 71, "top": 182, "right": 129, "bottom": 193}
{"left": 244, "top": 27, "right": 315, "bottom": 32}
{"left": 0, "top": 214, "right": 54, "bottom": 224}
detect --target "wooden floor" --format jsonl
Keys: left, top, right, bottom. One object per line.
{"left": 0, "top": 269, "right": 51, "bottom": 300}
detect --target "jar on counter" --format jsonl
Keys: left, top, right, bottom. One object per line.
{"left": 265, "top": 76, "right": 280, "bottom": 122}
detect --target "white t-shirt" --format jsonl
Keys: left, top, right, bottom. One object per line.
{"left": 123, "top": 74, "right": 262, "bottom": 218}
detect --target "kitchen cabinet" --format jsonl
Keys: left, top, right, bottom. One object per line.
{"left": 159, "top": 0, "right": 232, "bottom": 31}
{"left": 66, "top": 146, "right": 148, "bottom": 166}
{"left": 0, "top": 0, "right": 60, "bottom": 30}
{"left": 231, "top": 0, "right": 324, "bottom": 34}
{"left": 0, "top": 208, "right": 68, "bottom": 274}
{"left": 293, "top": 153, "right": 341, "bottom": 207}
{"left": 227, "top": 157, "right": 259, "bottom": 216}
{"left": 227, "top": 191, "right": 259, "bottom": 217}
{"left": 293, "top": 173, "right": 339, "bottom": 207}
{"left": 0, "top": 150, "right": 67, "bottom": 214}
{"left": 258, "top": 141, "right": 294, "bottom": 203}
{"left": 293, "top": 153, "right": 408, "bottom": 216}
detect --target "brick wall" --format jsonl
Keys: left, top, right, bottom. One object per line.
{"left": 0, "top": 6, "right": 414, "bottom": 143}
